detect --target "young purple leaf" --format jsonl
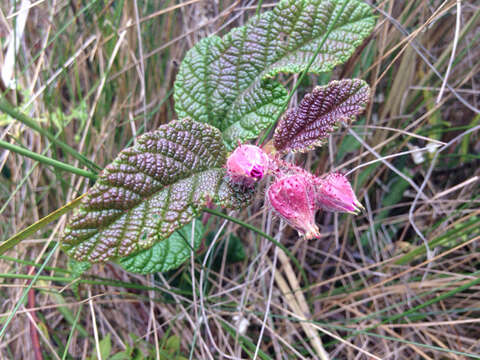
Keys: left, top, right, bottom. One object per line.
{"left": 274, "top": 79, "right": 370, "bottom": 153}
{"left": 315, "top": 173, "right": 363, "bottom": 214}
{"left": 267, "top": 174, "right": 320, "bottom": 240}
{"left": 226, "top": 144, "right": 270, "bottom": 187}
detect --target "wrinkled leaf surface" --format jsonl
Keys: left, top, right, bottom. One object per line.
{"left": 174, "top": 0, "right": 375, "bottom": 148}
{"left": 274, "top": 79, "right": 370, "bottom": 153}
{"left": 62, "top": 119, "right": 251, "bottom": 263}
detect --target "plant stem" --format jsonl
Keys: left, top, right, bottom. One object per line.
{"left": 0, "top": 98, "right": 101, "bottom": 172}
{"left": 0, "top": 139, "right": 97, "bottom": 180}
{"left": 0, "top": 273, "right": 191, "bottom": 297}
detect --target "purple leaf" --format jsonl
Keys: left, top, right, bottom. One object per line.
{"left": 274, "top": 79, "right": 370, "bottom": 153}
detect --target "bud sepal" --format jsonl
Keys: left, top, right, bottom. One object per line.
{"left": 267, "top": 174, "right": 320, "bottom": 240}
{"left": 314, "top": 173, "right": 363, "bottom": 214}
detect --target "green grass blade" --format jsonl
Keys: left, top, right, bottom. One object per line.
{"left": 0, "top": 194, "right": 85, "bottom": 255}
{"left": 0, "top": 98, "right": 101, "bottom": 172}
{"left": 0, "top": 242, "right": 59, "bottom": 341}
{"left": 62, "top": 304, "right": 85, "bottom": 360}
{"left": 0, "top": 139, "right": 97, "bottom": 180}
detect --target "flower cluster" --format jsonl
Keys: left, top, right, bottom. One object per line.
{"left": 226, "top": 144, "right": 362, "bottom": 239}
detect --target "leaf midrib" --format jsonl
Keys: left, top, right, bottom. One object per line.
{"left": 82, "top": 167, "right": 225, "bottom": 260}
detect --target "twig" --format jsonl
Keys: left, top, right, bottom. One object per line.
{"left": 437, "top": 0, "right": 461, "bottom": 103}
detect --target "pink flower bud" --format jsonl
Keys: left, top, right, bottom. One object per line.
{"left": 267, "top": 174, "right": 320, "bottom": 239}
{"left": 315, "top": 173, "right": 363, "bottom": 214}
{"left": 226, "top": 144, "right": 270, "bottom": 187}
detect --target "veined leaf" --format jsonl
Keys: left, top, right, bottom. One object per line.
{"left": 174, "top": 0, "right": 375, "bottom": 148}
{"left": 274, "top": 79, "right": 370, "bottom": 153}
{"left": 119, "top": 221, "right": 204, "bottom": 274}
{"left": 61, "top": 119, "right": 251, "bottom": 263}
{"left": 68, "top": 259, "right": 91, "bottom": 278}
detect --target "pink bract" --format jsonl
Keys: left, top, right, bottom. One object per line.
{"left": 315, "top": 173, "right": 363, "bottom": 214}
{"left": 267, "top": 174, "right": 320, "bottom": 240}
{"left": 226, "top": 144, "right": 270, "bottom": 187}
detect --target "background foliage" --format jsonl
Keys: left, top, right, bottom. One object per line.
{"left": 0, "top": 1, "right": 479, "bottom": 359}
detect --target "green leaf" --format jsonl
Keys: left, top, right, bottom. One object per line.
{"left": 119, "top": 221, "right": 204, "bottom": 274}
{"left": 68, "top": 258, "right": 91, "bottom": 295}
{"left": 68, "top": 259, "right": 91, "bottom": 278}
{"left": 174, "top": 0, "right": 375, "bottom": 148}
{"left": 165, "top": 335, "right": 181, "bottom": 352}
{"left": 274, "top": 79, "right": 370, "bottom": 153}
{"left": 61, "top": 119, "right": 252, "bottom": 263}
{"left": 90, "top": 334, "right": 111, "bottom": 360}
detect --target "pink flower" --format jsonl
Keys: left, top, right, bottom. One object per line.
{"left": 226, "top": 144, "right": 270, "bottom": 187}
{"left": 267, "top": 174, "right": 320, "bottom": 239}
{"left": 315, "top": 173, "right": 363, "bottom": 214}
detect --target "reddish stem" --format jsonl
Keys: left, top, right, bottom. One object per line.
{"left": 27, "top": 266, "right": 43, "bottom": 360}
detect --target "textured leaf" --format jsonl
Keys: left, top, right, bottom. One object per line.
{"left": 61, "top": 119, "right": 252, "bottom": 263}
{"left": 68, "top": 258, "right": 91, "bottom": 295}
{"left": 174, "top": 0, "right": 375, "bottom": 148}
{"left": 119, "top": 221, "right": 204, "bottom": 274}
{"left": 273, "top": 79, "right": 370, "bottom": 153}
{"left": 68, "top": 259, "right": 91, "bottom": 278}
